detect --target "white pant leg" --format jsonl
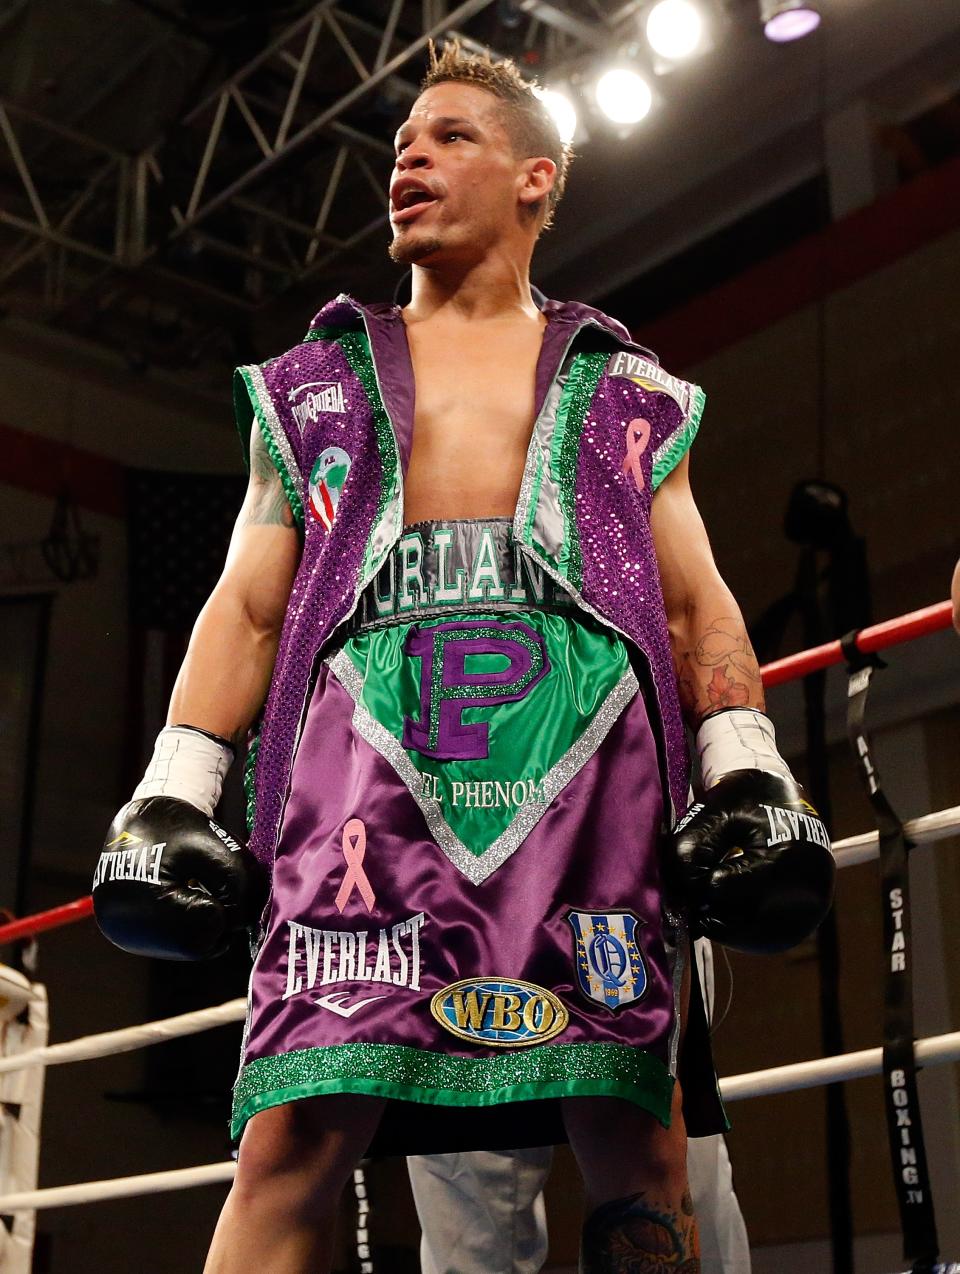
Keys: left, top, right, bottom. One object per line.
{"left": 687, "top": 1134, "right": 752, "bottom": 1274}
{"left": 691, "top": 939, "right": 751, "bottom": 1274}
{"left": 410, "top": 942, "right": 750, "bottom": 1274}
{"left": 410, "top": 1135, "right": 750, "bottom": 1274}
{"left": 408, "top": 1146, "right": 552, "bottom": 1274}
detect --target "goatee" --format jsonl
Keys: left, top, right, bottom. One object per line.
{"left": 388, "top": 232, "right": 443, "bottom": 265}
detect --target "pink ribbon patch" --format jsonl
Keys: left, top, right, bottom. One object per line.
{"left": 622, "top": 417, "right": 652, "bottom": 492}
{"left": 334, "top": 818, "right": 376, "bottom": 914}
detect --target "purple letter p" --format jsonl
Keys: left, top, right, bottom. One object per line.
{"left": 401, "top": 620, "right": 548, "bottom": 761}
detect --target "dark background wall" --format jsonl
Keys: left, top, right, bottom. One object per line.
{"left": 2, "top": 1, "right": 960, "bottom": 1269}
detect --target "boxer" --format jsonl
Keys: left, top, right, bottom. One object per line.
{"left": 95, "top": 42, "right": 832, "bottom": 1273}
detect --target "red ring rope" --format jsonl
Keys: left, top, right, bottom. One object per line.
{"left": 0, "top": 598, "right": 952, "bottom": 948}
{"left": 0, "top": 896, "right": 94, "bottom": 944}
{"left": 760, "top": 599, "right": 952, "bottom": 688}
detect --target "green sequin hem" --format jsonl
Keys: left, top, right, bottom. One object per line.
{"left": 552, "top": 351, "right": 608, "bottom": 589}
{"left": 651, "top": 383, "right": 705, "bottom": 491}
{"left": 233, "top": 367, "right": 305, "bottom": 527}
{"left": 243, "top": 728, "right": 261, "bottom": 835}
{"left": 231, "top": 1042, "right": 673, "bottom": 1140}
{"left": 333, "top": 330, "right": 402, "bottom": 580}
{"left": 303, "top": 326, "right": 344, "bottom": 343}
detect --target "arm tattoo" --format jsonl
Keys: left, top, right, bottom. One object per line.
{"left": 673, "top": 615, "right": 763, "bottom": 724}
{"left": 243, "top": 427, "right": 295, "bottom": 528}
{"left": 581, "top": 1188, "right": 699, "bottom": 1273}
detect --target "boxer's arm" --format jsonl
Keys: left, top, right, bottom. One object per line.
{"left": 167, "top": 424, "right": 301, "bottom": 746}
{"left": 653, "top": 455, "right": 834, "bottom": 952}
{"left": 649, "top": 452, "right": 763, "bottom": 729}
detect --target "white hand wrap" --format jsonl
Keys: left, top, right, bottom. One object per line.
{"left": 131, "top": 726, "right": 234, "bottom": 817}
{"left": 696, "top": 708, "right": 793, "bottom": 791}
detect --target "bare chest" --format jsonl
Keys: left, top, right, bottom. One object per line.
{"left": 403, "top": 325, "right": 543, "bottom": 524}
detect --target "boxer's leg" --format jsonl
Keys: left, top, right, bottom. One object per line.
{"left": 204, "top": 1094, "right": 385, "bottom": 1274}
{"left": 563, "top": 945, "right": 697, "bottom": 1273}
{"left": 564, "top": 1086, "right": 699, "bottom": 1273}
{"left": 408, "top": 1146, "right": 552, "bottom": 1274}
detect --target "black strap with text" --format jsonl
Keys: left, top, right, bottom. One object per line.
{"left": 842, "top": 633, "right": 939, "bottom": 1272}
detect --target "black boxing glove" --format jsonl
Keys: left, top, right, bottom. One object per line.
{"left": 93, "top": 726, "right": 266, "bottom": 960}
{"left": 671, "top": 709, "right": 835, "bottom": 953}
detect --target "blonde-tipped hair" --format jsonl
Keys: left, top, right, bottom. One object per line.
{"left": 421, "top": 39, "right": 572, "bottom": 230}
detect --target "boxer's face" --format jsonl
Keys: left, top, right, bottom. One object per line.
{"left": 388, "top": 82, "right": 536, "bottom": 267}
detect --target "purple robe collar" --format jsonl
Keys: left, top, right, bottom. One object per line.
{"left": 307, "top": 293, "right": 656, "bottom": 475}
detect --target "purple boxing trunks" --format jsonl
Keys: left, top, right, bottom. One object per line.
{"left": 232, "top": 519, "right": 719, "bottom": 1155}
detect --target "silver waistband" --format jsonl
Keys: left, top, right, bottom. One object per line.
{"left": 343, "top": 518, "right": 577, "bottom": 635}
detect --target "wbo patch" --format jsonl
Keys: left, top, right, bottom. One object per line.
{"left": 308, "top": 446, "right": 351, "bottom": 529}
{"left": 568, "top": 910, "right": 648, "bottom": 1013}
{"left": 430, "top": 977, "right": 568, "bottom": 1048}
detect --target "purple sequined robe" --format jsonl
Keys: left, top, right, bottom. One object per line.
{"left": 234, "top": 294, "right": 705, "bottom": 875}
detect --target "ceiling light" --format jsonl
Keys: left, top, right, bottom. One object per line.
{"left": 595, "top": 68, "right": 653, "bottom": 126}
{"left": 645, "top": 0, "right": 704, "bottom": 61}
{"left": 761, "top": 0, "right": 821, "bottom": 43}
{"left": 534, "top": 87, "right": 578, "bottom": 144}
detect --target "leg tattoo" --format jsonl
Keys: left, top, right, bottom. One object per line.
{"left": 580, "top": 1190, "right": 700, "bottom": 1273}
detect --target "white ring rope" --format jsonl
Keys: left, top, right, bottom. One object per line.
{"left": 0, "top": 803, "right": 956, "bottom": 1214}
{"left": 0, "top": 1162, "right": 237, "bottom": 1212}
{"left": 0, "top": 997, "right": 245, "bottom": 1076}
{"left": 832, "top": 804, "right": 960, "bottom": 868}
{"left": 1, "top": 1030, "right": 958, "bottom": 1213}
{"left": 719, "top": 1029, "right": 960, "bottom": 1102}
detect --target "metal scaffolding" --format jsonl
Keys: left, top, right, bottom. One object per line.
{"left": 0, "top": 0, "right": 617, "bottom": 365}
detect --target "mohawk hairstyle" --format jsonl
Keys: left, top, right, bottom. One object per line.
{"left": 421, "top": 40, "right": 572, "bottom": 230}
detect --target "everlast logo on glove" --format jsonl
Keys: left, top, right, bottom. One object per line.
{"left": 760, "top": 803, "right": 831, "bottom": 850}
{"left": 93, "top": 795, "right": 267, "bottom": 961}
{"left": 93, "top": 841, "right": 167, "bottom": 888}
{"left": 671, "top": 769, "right": 836, "bottom": 954}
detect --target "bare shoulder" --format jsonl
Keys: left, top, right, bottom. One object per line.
{"left": 649, "top": 451, "right": 701, "bottom": 543}
{"left": 244, "top": 425, "right": 296, "bottom": 529}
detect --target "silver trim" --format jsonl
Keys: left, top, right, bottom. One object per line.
{"left": 651, "top": 381, "right": 703, "bottom": 478}
{"left": 514, "top": 324, "right": 591, "bottom": 549}
{"left": 246, "top": 363, "right": 303, "bottom": 488}
{"left": 326, "top": 649, "right": 639, "bottom": 886}
{"left": 318, "top": 311, "right": 405, "bottom": 654}
{"left": 664, "top": 906, "right": 688, "bottom": 1077}
{"left": 652, "top": 426, "right": 690, "bottom": 475}
{"left": 651, "top": 432, "right": 673, "bottom": 473}
{"left": 526, "top": 368, "right": 570, "bottom": 563}
{"left": 358, "top": 311, "right": 404, "bottom": 580}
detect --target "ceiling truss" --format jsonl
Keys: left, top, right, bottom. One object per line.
{"left": 0, "top": 0, "right": 621, "bottom": 371}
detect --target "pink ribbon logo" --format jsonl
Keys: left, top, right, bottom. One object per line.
{"left": 334, "top": 818, "right": 376, "bottom": 914}
{"left": 622, "top": 418, "right": 652, "bottom": 492}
